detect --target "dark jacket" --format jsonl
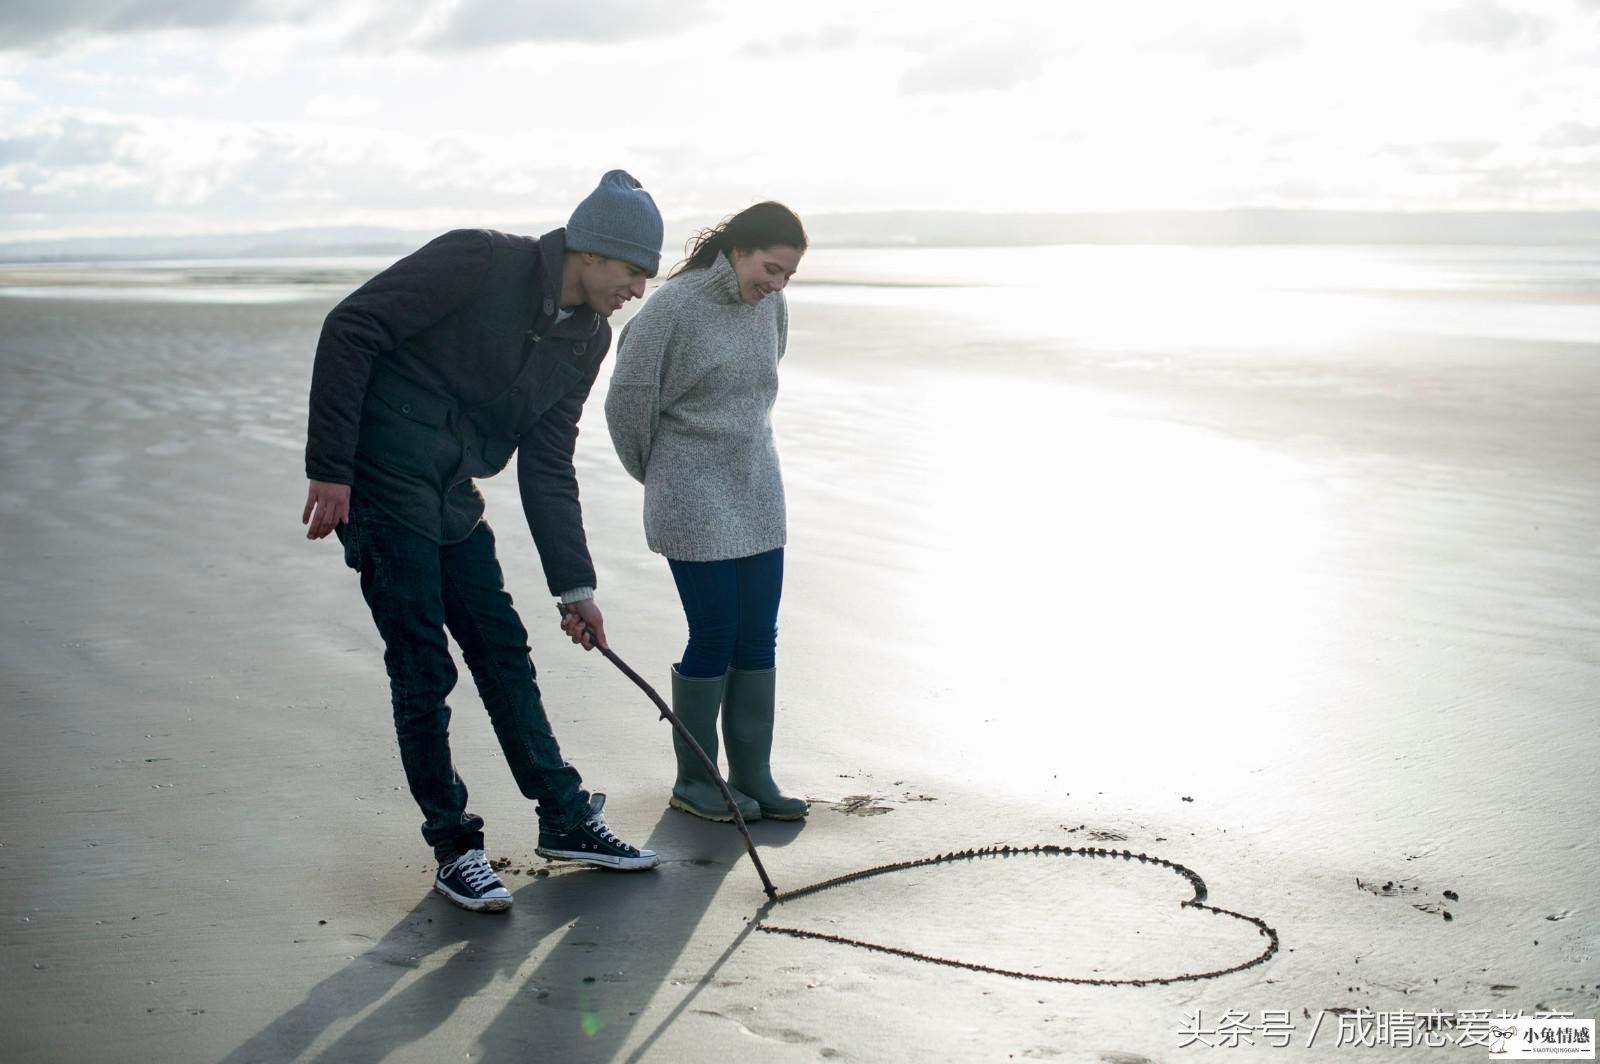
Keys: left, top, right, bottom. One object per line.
{"left": 306, "top": 228, "right": 609, "bottom": 595}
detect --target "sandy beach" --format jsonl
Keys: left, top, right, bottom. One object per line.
{"left": 2, "top": 247, "right": 1597, "bottom": 1062}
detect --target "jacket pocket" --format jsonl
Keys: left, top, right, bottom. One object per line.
{"left": 527, "top": 361, "right": 584, "bottom": 419}
{"left": 356, "top": 370, "right": 452, "bottom": 473}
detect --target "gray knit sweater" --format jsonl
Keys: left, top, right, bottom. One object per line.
{"left": 606, "top": 251, "right": 788, "bottom": 562}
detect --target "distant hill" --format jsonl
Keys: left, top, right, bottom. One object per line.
{"left": 2, "top": 210, "right": 1596, "bottom": 262}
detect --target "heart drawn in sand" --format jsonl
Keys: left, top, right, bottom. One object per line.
{"left": 756, "top": 844, "right": 1278, "bottom": 986}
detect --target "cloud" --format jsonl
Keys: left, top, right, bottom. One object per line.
{"left": 900, "top": 39, "right": 1046, "bottom": 95}
{"left": 1458, "top": 154, "right": 1600, "bottom": 203}
{"left": 1432, "top": 139, "right": 1501, "bottom": 161}
{"left": 1420, "top": 0, "right": 1553, "bottom": 49}
{"left": 1178, "top": 21, "right": 1304, "bottom": 69}
{"left": 0, "top": 0, "right": 316, "bottom": 51}
{"left": 422, "top": 0, "right": 709, "bottom": 49}
{"left": 742, "top": 25, "right": 860, "bottom": 59}
{"left": 1541, "top": 122, "right": 1600, "bottom": 147}
{"left": 0, "top": 109, "right": 616, "bottom": 231}
{"left": 0, "top": 114, "right": 127, "bottom": 166}
{"left": 0, "top": 113, "right": 251, "bottom": 214}
{"left": 1383, "top": 138, "right": 1500, "bottom": 164}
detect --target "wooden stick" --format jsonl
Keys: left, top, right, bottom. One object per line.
{"left": 558, "top": 606, "right": 778, "bottom": 901}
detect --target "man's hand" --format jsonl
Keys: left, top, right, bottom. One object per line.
{"left": 559, "top": 598, "right": 608, "bottom": 652}
{"left": 302, "top": 480, "right": 351, "bottom": 540}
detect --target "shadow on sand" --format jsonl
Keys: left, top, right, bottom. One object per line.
{"left": 222, "top": 810, "right": 804, "bottom": 1063}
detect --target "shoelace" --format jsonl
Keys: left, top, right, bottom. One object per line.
{"left": 450, "top": 849, "right": 501, "bottom": 892}
{"left": 585, "top": 814, "right": 631, "bottom": 853}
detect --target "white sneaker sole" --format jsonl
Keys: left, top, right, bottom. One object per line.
{"left": 535, "top": 846, "right": 659, "bottom": 871}
{"left": 433, "top": 880, "right": 512, "bottom": 912}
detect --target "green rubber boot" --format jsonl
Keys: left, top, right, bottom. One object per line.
{"left": 669, "top": 667, "right": 760, "bottom": 823}
{"left": 722, "top": 667, "right": 808, "bottom": 820}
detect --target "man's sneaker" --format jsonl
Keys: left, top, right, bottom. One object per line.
{"left": 535, "top": 793, "right": 658, "bottom": 871}
{"left": 434, "top": 849, "right": 512, "bottom": 912}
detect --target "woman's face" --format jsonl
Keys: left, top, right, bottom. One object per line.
{"left": 729, "top": 244, "right": 803, "bottom": 306}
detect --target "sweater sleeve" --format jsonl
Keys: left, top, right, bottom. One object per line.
{"left": 605, "top": 302, "right": 675, "bottom": 484}
{"left": 305, "top": 229, "right": 492, "bottom": 485}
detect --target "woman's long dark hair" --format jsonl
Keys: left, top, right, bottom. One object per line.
{"left": 670, "top": 201, "right": 807, "bottom": 278}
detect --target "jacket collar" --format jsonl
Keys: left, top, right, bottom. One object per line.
{"left": 536, "top": 228, "right": 601, "bottom": 339}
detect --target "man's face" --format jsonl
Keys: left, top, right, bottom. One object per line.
{"left": 579, "top": 254, "right": 649, "bottom": 317}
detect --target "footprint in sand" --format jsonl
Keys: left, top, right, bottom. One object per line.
{"left": 1356, "top": 877, "right": 1423, "bottom": 897}
{"left": 828, "top": 794, "right": 893, "bottom": 816}
{"left": 691, "top": 1008, "right": 819, "bottom": 1046}
{"left": 1064, "top": 825, "right": 1130, "bottom": 842}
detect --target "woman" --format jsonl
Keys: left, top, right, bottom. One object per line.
{"left": 606, "top": 201, "right": 808, "bottom": 822}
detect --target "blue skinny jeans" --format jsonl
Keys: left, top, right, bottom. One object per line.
{"left": 667, "top": 548, "right": 784, "bottom": 678}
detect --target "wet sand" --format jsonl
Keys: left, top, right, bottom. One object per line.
{"left": 1, "top": 276, "right": 1597, "bottom": 1062}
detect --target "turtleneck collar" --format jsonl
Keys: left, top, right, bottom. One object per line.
{"left": 704, "top": 249, "right": 746, "bottom": 307}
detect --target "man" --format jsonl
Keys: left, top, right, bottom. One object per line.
{"left": 302, "top": 170, "right": 662, "bottom": 912}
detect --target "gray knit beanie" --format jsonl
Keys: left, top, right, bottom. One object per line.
{"left": 565, "top": 170, "right": 663, "bottom": 277}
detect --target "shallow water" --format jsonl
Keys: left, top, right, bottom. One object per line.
{"left": 763, "top": 252, "right": 1598, "bottom": 876}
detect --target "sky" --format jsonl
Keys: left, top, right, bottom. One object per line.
{"left": 2, "top": 0, "right": 1599, "bottom": 241}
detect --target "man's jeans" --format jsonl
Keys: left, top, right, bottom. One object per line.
{"left": 337, "top": 498, "right": 588, "bottom": 862}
